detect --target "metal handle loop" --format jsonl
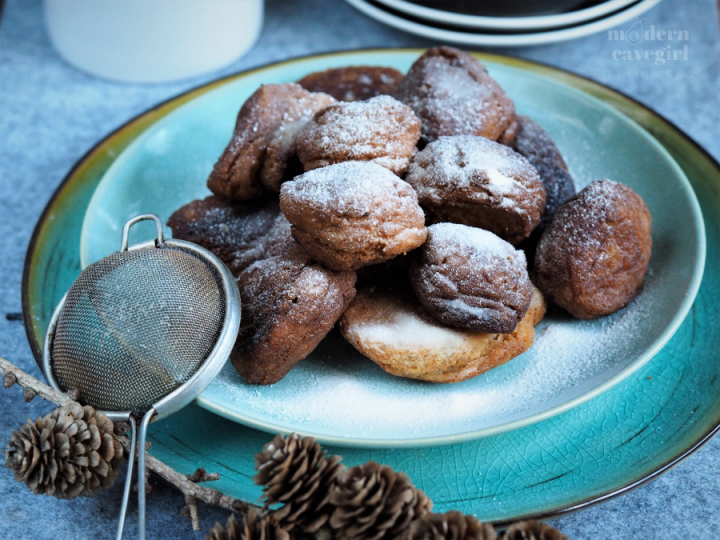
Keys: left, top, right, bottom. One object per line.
{"left": 120, "top": 214, "right": 165, "bottom": 251}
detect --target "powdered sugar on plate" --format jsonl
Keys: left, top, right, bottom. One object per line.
{"left": 201, "top": 266, "right": 659, "bottom": 442}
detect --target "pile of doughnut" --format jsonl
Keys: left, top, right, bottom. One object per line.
{"left": 168, "top": 46, "right": 652, "bottom": 386}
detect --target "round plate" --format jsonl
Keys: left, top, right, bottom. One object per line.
{"left": 374, "top": 0, "right": 639, "bottom": 31}
{"left": 79, "top": 51, "right": 703, "bottom": 447}
{"left": 344, "top": 0, "right": 662, "bottom": 47}
{"left": 22, "top": 49, "right": 720, "bottom": 524}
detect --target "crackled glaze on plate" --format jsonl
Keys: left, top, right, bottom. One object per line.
{"left": 78, "top": 51, "right": 704, "bottom": 446}
{"left": 22, "top": 50, "right": 719, "bottom": 523}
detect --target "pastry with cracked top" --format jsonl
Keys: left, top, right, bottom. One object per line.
{"left": 394, "top": 46, "right": 517, "bottom": 144}
{"left": 410, "top": 223, "right": 534, "bottom": 334}
{"left": 296, "top": 95, "right": 421, "bottom": 176}
{"left": 339, "top": 277, "right": 546, "bottom": 383}
{"left": 533, "top": 179, "right": 652, "bottom": 319}
{"left": 280, "top": 161, "right": 428, "bottom": 271}
{"left": 207, "top": 83, "right": 336, "bottom": 199}
{"left": 404, "top": 135, "right": 546, "bottom": 245}
{"left": 232, "top": 252, "right": 357, "bottom": 385}
{"left": 296, "top": 66, "right": 404, "bottom": 102}
{"left": 167, "top": 195, "right": 301, "bottom": 276}
{"left": 509, "top": 115, "right": 576, "bottom": 231}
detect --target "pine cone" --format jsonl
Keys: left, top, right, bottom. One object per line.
{"left": 406, "top": 512, "right": 496, "bottom": 540}
{"left": 503, "top": 521, "right": 567, "bottom": 540}
{"left": 4, "top": 403, "right": 123, "bottom": 499}
{"left": 206, "top": 511, "right": 291, "bottom": 540}
{"left": 254, "top": 433, "right": 344, "bottom": 533}
{"left": 329, "top": 460, "right": 432, "bottom": 540}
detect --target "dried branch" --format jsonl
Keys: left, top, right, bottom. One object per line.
{"left": 1, "top": 356, "right": 263, "bottom": 526}
{"left": 117, "top": 435, "right": 263, "bottom": 516}
{"left": 187, "top": 468, "right": 221, "bottom": 483}
{"left": 0, "top": 357, "right": 74, "bottom": 406}
{"left": 182, "top": 495, "right": 201, "bottom": 531}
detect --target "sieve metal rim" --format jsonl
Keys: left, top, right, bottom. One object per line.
{"left": 42, "top": 236, "right": 241, "bottom": 424}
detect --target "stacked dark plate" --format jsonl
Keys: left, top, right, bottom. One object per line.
{"left": 345, "top": 0, "right": 664, "bottom": 46}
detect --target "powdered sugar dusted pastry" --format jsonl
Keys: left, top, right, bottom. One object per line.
{"left": 280, "top": 161, "right": 428, "bottom": 271}
{"left": 339, "top": 279, "right": 546, "bottom": 383}
{"left": 232, "top": 253, "right": 357, "bottom": 385}
{"left": 296, "top": 66, "right": 404, "bottom": 102}
{"left": 167, "top": 195, "right": 302, "bottom": 276}
{"left": 405, "top": 135, "right": 546, "bottom": 245}
{"left": 394, "top": 46, "right": 516, "bottom": 144}
{"left": 207, "top": 83, "right": 336, "bottom": 199}
{"left": 509, "top": 116, "right": 576, "bottom": 230}
{"left": 296, "top": 95, "right": 421, "bottom": 176}
{"left": 534, "top": 179, "right": 652, "bottom": 320}
{"left": 410, "top": 223, "right": 534, "bottom": 333}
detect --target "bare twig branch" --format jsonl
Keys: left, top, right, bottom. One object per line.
{"left": 183, "top": 495, "right": 201, "bottom": 531}
{"left": 1, "top": 356, "right": 263, "bottom": 521}
{"left": 187, "top": 468, "right": 221, "bottom": 483}
{"left": 0, "top": 357, "right": 73, "bottom": 406}
{"left": 117, "top": 435, "right": 263, "bottom": 516}
{"left": 134, "top": 469, "right": 152, "bottom": 494}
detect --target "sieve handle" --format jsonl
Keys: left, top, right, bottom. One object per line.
{"left": 121, "top": 214, "right": 165, "bottom": 251}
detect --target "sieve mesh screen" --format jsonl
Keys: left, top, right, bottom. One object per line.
{"left": 52, "top": 245, "right": 225, "bottom": 415}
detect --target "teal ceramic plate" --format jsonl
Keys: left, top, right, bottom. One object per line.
{"left": 23, "top": 50, "right": 720, "bottom": 523}
{"left": 78, "top": 51, "right": 703, "bottom": 447}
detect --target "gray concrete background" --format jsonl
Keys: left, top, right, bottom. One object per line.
{"left": 1, "top": 0, "right": 719, "bottom": 538}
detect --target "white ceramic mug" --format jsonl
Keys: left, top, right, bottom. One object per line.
{"left": 44, "top": 0, "right": 264, "bottom": 83}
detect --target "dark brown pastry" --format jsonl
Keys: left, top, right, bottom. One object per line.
{"left": 509, "top": 116, "right": 576, "bottom": 230}
{"left": 296, "top": 95, "right": 421, "bottom": 176}
{"left": 534, "top": 179, "right": 652, "bottom": 319}
{"left": 167, "top": 195, "right": 302, "bottom": 276}
{"left": 207, "top": 83, "right": 336, "bottom": 199}
{"left": 394, "top": 46, "right": 516, "bottom": 144}
{"left": 232, "top": 253, "right": 357, "bottom": 385}
{"left": 410, "top": 223, "right": 533, "bottom": 333}
{"left": 280, "top": 161, "right": 428, "bottom": 271}
{"left": 296, "top": 66, "right": 404, "bottom": 102}
{"left": 404, "top": 135, "right": 546, "bottom": 245}
{"left": 339, "top": 276, "right": 546, "bottom": 383}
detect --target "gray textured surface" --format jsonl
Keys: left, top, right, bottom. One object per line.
{"left": 1, "top": 0, "right": 719, "bottom": 538}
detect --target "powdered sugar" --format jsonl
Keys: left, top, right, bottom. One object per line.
{"left": 427, "top": 222, "right": 516, "bottom": 262}
{"left": 204, "top": 272, "right": 657, "bottom": 441}
{"left": 358, "top": 300, "right": 474, "bottom": 350}
{"left": 281, "top": 161, "right": 411, "bottom": 215}
{"left": 408, "top": 135, "right": 531, "bottom": 200}
{"left": 297, "top": 95, "right": 421, "bottom": 175}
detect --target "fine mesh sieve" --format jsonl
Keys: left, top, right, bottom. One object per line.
{"left": 42, "top": 214, "right": 241, "bottom": 540}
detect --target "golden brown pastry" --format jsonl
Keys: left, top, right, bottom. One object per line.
{"left": 296, "top": 95, "right": 421, "bottom": 176}
{"left": 534, "top": 179, "right": 652, "bottom": 319}
{"left": 394, "top": 46, "right": 516, "bottom": 144}
{"left": 207, "top": 83, "right": 335, "bottom": 199}
{"left": 404, "top": 135, "right": 546, "bottom": 245}
{"left": 296, "top": 66, "right": 404, "bottom": 102}
{"left": 232, "top": 253, "right": 357, "bottom": 385}
{"left": 167, "top": 195, "right": 301, "bottom": 276}
{"left": 339, "top": 279, "right": 546, "bottom": 383}
{"left": 279, "top": 161, "right": 428, "bottom": 271}
{"left": 410, "top": 223, "right": 533, "bottom": 333}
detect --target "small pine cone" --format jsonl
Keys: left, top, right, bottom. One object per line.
{"left": 503, "top": 521, "right": 568, "bottom": 540}
{"left": 254, "top": 433, "right": 344, "bottom": 533}
{"left": 406, "top": 512, "right": 496, "bottom": 540}
{"left": 4, "top": 403, "right": 123, "bottom": 499}
{"left": 329, "top": 460, "right": 432, "bottom": 540}
{"left": 206, "top": 511, "right": 291, "bottom": 540}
